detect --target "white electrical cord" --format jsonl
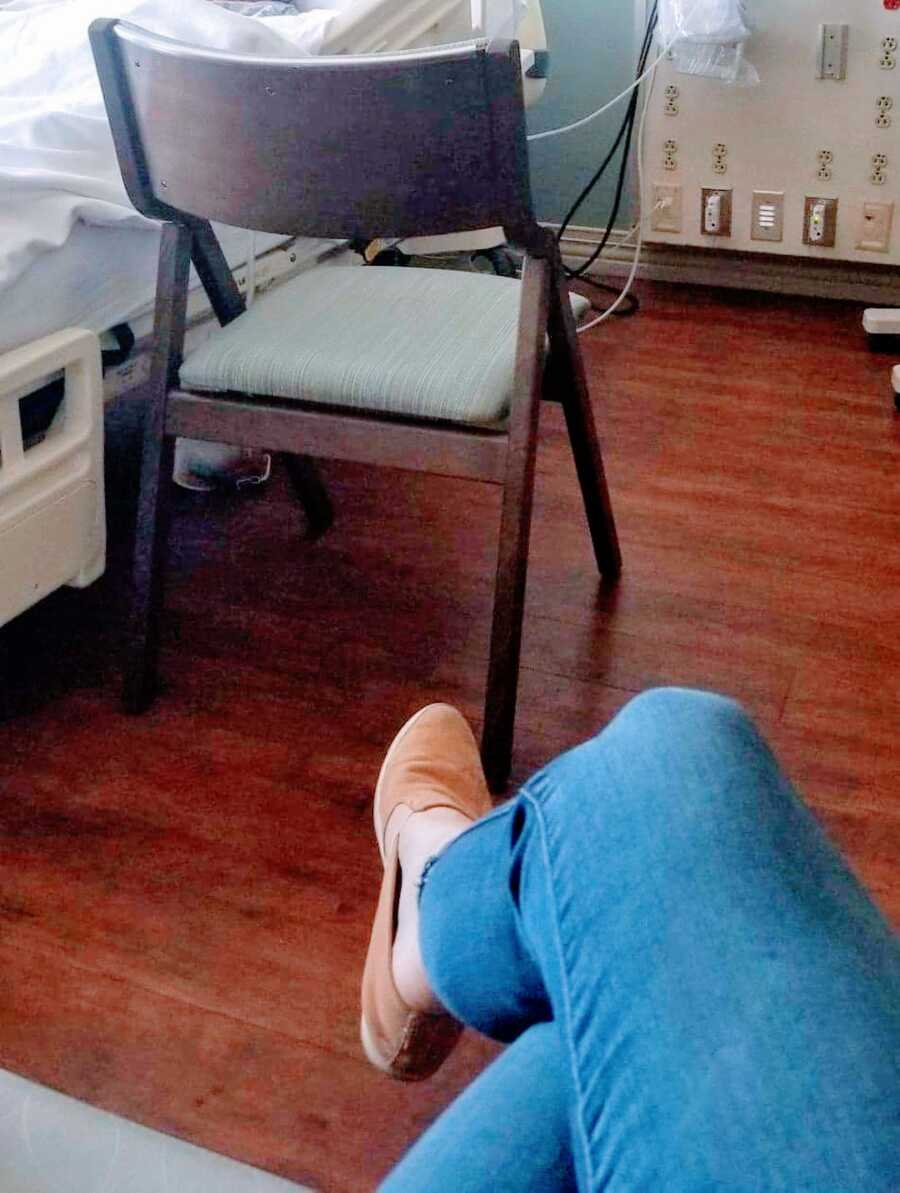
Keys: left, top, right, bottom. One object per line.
{"left": 528, "top": 0, "right": 703, "bottom": 144}
{"left": 574, "top": 53, "right": 657, "bottom": 334}
{"left": 565, "top": 200, "right": 663, "bottom": 257}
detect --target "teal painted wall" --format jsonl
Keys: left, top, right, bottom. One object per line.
{"left": 527, "top": 0, "right": 638, "bottom": 228}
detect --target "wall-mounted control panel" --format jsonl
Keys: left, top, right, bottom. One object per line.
{"left": 642, "top": 2, "right": 900, "bottom": 263}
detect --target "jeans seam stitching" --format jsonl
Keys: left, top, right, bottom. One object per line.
{"left": 524, "top": 791, "right": 596, "bottom": 1190}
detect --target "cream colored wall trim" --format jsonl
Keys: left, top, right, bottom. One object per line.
{"left": 554, "top": 223, "right": 900, "bottom": 305}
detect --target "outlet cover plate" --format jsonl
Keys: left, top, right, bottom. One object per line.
{"left": 803, "top": 196, "right": 839, "bottom": 247}
{"left": 701, "top": 187, "right": 733, "bottom": 237}
{"left": 817, "top": 23, "right": 849, "bottom": 80}
{"left": 651, "top": 183, "right": 683, "bottom": 233}
{"left": 751, "top": 191, "right": 785, "bottom": 242}
{"left": 857, "top": 201, "right": 894, "bottom": 251}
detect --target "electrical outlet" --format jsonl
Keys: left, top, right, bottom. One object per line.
{"left": 664, "top": 84, "right": 680, "bottom": 116}
{"left": 880, "top": 37, "right": 897, "bottom": 70}
{"left": 663, "top": 138, "right": 678, "bottom": 171}
{"left": 651, "top": 183, "right": 683, "bottom": 233}
{"left": 817, "top": 23, "right": 849, "bottom": 79}
{"left": 803, "top": 196, "right": 838, "bottom": 247}
{"left": 751, "top": 191, "right": 785, "bottom": 242}
{"left": 876, "top": 96, "right": 893, "bottom": 127}
{"left": 871, "top": 152, "right": 889, "bottom": 185}
{"left": 857, "top": 201, "right": 894, "bottom": 251}
{"left": 816, "top": 148, "right": 834, "bottom": 181}
{"left": 701, "top": 188, "right": 733, "bottom": 237}
{"left": 712, "top": 142, "right": 729, "bottom": 176}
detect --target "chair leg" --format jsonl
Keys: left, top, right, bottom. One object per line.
{"left": 123, "top": 433, "right": 176, "bottom": 713}
{"left": 547, "top": 266, "right": 622, "bottom": 582}
{"left": 123, "top": 221, "right": 191, "bottom": 713}
{"left": 482, "top": 256, "right": 551, "bottom": 794}
{"left": 281, "top": 453, "right": 334, "bottom": 540}
{"left": 482, "top": 465, "right": 535, "bottom": 794}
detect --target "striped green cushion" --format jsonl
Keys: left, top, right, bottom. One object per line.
{"left": 179, "top": 265, "right": 590, "bottom": 427}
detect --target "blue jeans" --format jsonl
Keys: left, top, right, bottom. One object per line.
{"left": 381, "top": 689, "right": 900, "bottom": 1192}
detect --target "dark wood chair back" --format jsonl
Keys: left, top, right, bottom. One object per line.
{"left": 89, "top": 20, "right": 539, "bottom": 248}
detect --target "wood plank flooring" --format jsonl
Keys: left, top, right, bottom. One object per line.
{"left": 1, "top": 281, "right": 898, "bottom": 1191}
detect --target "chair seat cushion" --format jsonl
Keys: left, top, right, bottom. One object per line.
{"left": 179, "top": 265, "right": 591, "bottom": 427}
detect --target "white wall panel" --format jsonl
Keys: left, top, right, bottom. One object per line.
{"left": 642, "top": 0, "right": 900, "bottom": 263}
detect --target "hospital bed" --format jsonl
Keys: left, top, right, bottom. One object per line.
{"left": 0, "top": 0, "right": 547, "bottom": 630}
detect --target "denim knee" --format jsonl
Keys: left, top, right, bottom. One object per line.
{"left": 614, "top": 686, "right": 751, "bottom": 739}
{"left": 533, "top": 685, "right": 772, "bottom": 834}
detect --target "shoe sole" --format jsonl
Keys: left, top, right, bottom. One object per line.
{"left": 359, "top": 1009, "right": 394, "bottom": 1076}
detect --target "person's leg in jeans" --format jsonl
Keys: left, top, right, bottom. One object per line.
{"left": 382, "top": 688, "right": 900, "bottom": 1192}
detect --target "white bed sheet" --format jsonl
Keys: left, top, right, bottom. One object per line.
{"left": 0, "top": 223, "right": 335, "bottom": 356}
{"left": 0, "top": 0, "right": 338, "bottom": 295}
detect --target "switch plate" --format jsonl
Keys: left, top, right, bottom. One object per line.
{"left": 651, "top": 183, "right": 683, "bottom": 233}
{"left": 803, "top": 196, "right": 839, "bottom": 247}
{"left": 701, "top": 187, "right": 733, "bottom": 237}
{"left": 817, "top": 23, "right": 849, "bottom": 79}
{"left": 857, "top": 201, "right": 894, "bottom": 251}
{"left": 751, "top": 191, "right": 785, "bottom": 242}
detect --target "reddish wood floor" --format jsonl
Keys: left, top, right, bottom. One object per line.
{"left": 1, "top": 281, "right": 898, "bottom": 1191}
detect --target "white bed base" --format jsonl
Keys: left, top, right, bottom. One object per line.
{"left": 0, "top": 329, "right": 105, "bottom": 629}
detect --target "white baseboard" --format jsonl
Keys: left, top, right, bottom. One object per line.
{"left": 554, "top": 224, "right": 900, "bottom": 305}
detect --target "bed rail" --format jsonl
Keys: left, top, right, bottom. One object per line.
{"left": 0, "top": 329, "right": 105, "bottom": 627}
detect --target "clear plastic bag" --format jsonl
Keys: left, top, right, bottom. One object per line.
{"left": 659, "top": 0, "right": 759, "bottom": 86}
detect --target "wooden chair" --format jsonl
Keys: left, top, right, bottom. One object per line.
{"left": 90, "top": 21, "right": 622, "bottom": 791}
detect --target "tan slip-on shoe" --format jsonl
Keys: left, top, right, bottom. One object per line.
{"left": 360, "top": 704, "right": 492, "bottom": 1082}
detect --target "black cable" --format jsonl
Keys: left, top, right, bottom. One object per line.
{"left": 564, "top": 2, "right": 657, "bottom": 276}
{"left": 559, "top": 19, "right": 650, "bottom": 257}
{"left": 556, "top": 3, "right": 659, "bottom": 316}
{"left": 569, "top": 0, "right": 658, "bottom": 246}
